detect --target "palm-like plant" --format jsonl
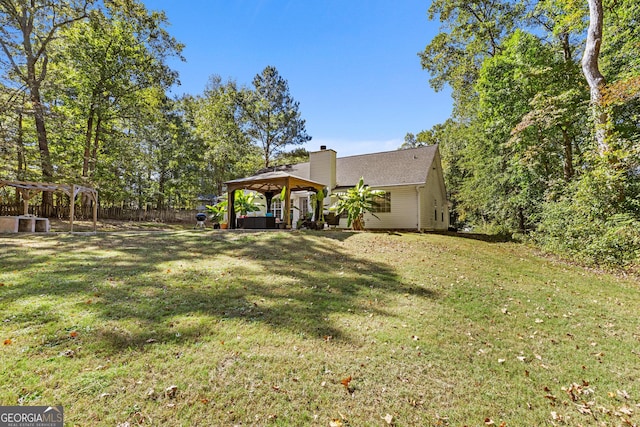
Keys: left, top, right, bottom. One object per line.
{"left": 205, "top": 200, "right": 227, "bottom": 223}
{"left": 310, "top": 187, "right": 326, "bottom": 222}
{"left": 330, "top": 177, "right": 385, "bottom": 230}
{"left": 234, "top": 190, "right": 263, "bottom": 216}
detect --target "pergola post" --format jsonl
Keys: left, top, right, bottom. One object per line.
{"left": 22, "top": 192, "right": 29, "bottom": 215}
{"left": 69, "top": 184, "right": 76, "bottom": 232}
{"left": 92, "top": 191, "right": 98, "bottom": 232}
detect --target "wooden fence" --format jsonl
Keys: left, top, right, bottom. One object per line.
{"left": 0, "top": 204, "right": 199, "bottom": 223}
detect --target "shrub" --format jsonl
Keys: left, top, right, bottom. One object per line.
{"left": 535, "top": 166, "right": 640, "bottom": 267}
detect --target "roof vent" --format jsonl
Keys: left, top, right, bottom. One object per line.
{"left": 320, "top": 145, "right": 327, "bottom": 150}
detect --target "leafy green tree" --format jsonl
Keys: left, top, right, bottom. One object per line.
{"left": 272, "top": 147, "right": 309, "bottom": 166}
{"left": 192, "top": 76, "right": 261, "bottom": 196}
{"left": 0, "top": 0, "right": 93, "bottom": 212}
{"left": 53, "top": 1, "right": 183, "bottom": 183}
{"left": 241, "top": 66, "right": 311, "bottom": 168}
{"left": 400, "top": 130, "right": 436, "bottom": 149}
{"left": 419, "top": 0, "right": 524, "bottom": 114}
{"left": 330, "top": 177, "right": 385, "bottom": 231}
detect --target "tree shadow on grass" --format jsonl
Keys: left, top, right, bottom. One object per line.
{"left": 434, "top": 230, "right": 513, "bottom": 243}
{"left": 0, "top": 231, "right": 439, "bottom": 354}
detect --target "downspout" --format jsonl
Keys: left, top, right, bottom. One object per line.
{"left": 415, "top": 185, "right": 425, "bottom": 231}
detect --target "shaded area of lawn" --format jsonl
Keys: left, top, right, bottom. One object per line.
{"left": 0, "top": 231, "right": 436, "bottom": 351}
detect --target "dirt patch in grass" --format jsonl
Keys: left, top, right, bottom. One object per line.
{"left": 1, "top": 231, "right": 639, "bottom": 425}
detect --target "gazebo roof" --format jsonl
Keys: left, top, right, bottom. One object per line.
{"left": 224, "top": 171, "right": 325, "bottom": 193}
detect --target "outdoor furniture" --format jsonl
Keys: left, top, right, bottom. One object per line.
{"left": 0, "top": 215, "right": 50, "bottom": 233}
{"left": 325, "top": 212, "right": 341, "bottom": 228}
{"left": 236, "top": 216, "right": 276, "bottom": 229}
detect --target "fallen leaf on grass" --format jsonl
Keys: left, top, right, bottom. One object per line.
{"left": 341, "top": 376, "right": 352, "bottom": 389}
{"left": 576, "top": 403, "right": 592, "bottom": 415}
{"left": 484, "top": 418, "right": 495, "bottom": 425}
{"left": 70, "top": 331, "right": 78, "bottom": 338}
{"left": 618, "top": 390, "right": 631, "bottom": 400}
{"left": 382, "top": 413, "right": 393, "bottom": 424}
{"left": 618, "top": 406, "right": 633, "bottom": 416}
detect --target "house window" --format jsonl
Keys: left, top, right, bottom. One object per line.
{"left": 300, "top": 197, "right": 309, "bottom": 218}
{"left": 372, "top": 192, "right": 391, "bottom": 213}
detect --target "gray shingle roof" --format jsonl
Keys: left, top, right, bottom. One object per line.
{"left": 335, "top": 145, "right": 437, "bottom": 187}
{"left": 243, "top": 145, "right": 438, "bottom": 189}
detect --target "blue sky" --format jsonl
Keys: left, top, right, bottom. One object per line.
{"left": 143, "top": 0, "right": 453, "bottom": 157}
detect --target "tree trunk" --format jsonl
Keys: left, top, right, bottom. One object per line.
{"left": 29, "top": 84, "right": 54, "bottom": 215}
{"left": 82, "top": 109, "right": 95, "bottom": 177}
{"left": 16, "top": 107, "right": 26, "bottom": 180}
{"left": 89, "top": 115, "right": 102, "bottom": 175}
{"left": 581, "top": 0, "right": 609, "bottom": 156}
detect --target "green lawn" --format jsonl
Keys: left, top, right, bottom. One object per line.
{"left": 1, "top": 230, "right": 639, "bottom": 426}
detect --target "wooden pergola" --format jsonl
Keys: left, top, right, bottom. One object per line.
{"left": 224, "top": 172, "right": 326, "bottom": 229}
{"left": 0, "top": 180, "right": 98, "bottom": 232}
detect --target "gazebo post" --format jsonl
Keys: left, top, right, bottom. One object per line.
{"left": 283, "top": 179, "right": 292, "bottom": 228}
{"left": 228, "top": 189, "right": 236, "bottom": 229}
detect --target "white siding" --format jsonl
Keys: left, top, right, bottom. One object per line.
{"left": 337, "top": 186, "right": 419, "bottom": 230}
{"left": 421, "top": 151, "right": 449, "bottom": 231}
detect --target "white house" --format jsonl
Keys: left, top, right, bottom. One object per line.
{"left": 225, "top": 145, "right": 449, "bottom": 231}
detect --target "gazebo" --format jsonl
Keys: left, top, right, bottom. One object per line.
{"left": 0, "top": 180, "right": 98, "bottom": 232}
{"left": 224, "top": 172, "right": 326, "bottom": 229}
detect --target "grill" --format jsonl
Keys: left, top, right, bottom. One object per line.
{"left": 195, "top": 212, "right": 207, "bottom": 229}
